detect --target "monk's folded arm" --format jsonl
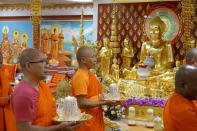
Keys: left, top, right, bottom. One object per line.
{"left": 17, "top": 121, "right": 64, "bottom": 131}
{"left": 0, "top": 96, "right": 9, "bottom": 106}
{"left": 76, "top": 95, "right": 107, "bottom": 109}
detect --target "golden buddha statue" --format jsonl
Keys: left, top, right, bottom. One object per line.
{"left": 50, "top": 28, "right": 59, "bottom": 65}
{"left": 121, "top": 38, "right": 134, "bottom": 70}
{"left": 47, "top": 30, "right": 51, "bottom": 54}
{"left": 111, "top": 57, "right": 119, "bottom": 81}
{"left": 140, "top": 16, "right": 174, "bottom": 73}
{"left": 1, "top": 26, "right": 10, "bottom": 63}
{"left": 100, "top": 37, "right": 113, "bottom": 78}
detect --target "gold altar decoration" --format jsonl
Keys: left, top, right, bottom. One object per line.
{"left": 30, "top": 0, "right": 42, "bottom": 49}
{"left": 181, "top": 0, "right": 196, "bottom": 52}
{"left": 78, "top": 8, "right": 86, "bottom": 47}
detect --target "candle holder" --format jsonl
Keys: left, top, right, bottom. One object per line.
{"left": 128, "top": 106, "right": 136, "bottom": 126}
{"left": 146, "top": 108, "right": 154, "bottom": 128}
{"left": 137, "top": 65, "right": 150, "bottom": 80}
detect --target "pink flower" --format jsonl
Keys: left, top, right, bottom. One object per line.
{"left": 104, "top": 107, "right": 108, "bottom": 112}
{"left": 111, "top": 110, "right": 115, "bottom": 115}
{"left": 122, "top": 115, "right": 125, "bottom": 118}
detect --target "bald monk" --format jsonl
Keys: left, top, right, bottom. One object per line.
{"left": 163, "top": 65, "right": 197, "bottom": 130}
{"left": 11, "top": 48, "right": 82, "bottom": 131}
{"left": 0, "top": 52, "right": 17, "bottom": 131}
{"left": 72, "top": 46, "right": 118, "bottom": 131}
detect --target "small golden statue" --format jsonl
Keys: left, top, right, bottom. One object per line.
{"left": 100, "top": 37, "right": 113, "bottom": 78}
{"left": 121, "top": 38, "right": 134, "bottom": 70}
{"left": 1, "top": 26, "right": 10, "bottom": 63}
{"left": 140, "top": 16, "right": 174, "bottom": 73}
{"left": 111, "top": 57, "right": 119, "bottom": 81}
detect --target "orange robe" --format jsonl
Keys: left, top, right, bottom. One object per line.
{"left": 72, "top": 69, "right": 105, "bottom": 131}
{"left": 163, "top": 92, "right": 197, "bottom": 131}
{"left": 32, "top": 81, "right": 58, "bottom": 126}
{"left": 0, "top": 70, "right": 17, "bottom": 131}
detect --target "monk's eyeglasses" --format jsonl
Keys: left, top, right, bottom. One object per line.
{"left": 29, "top": 60, "right": 46, "bottom": 65}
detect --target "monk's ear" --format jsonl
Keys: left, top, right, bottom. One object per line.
{"left": 81, "top": 57, "right": 86, "bottom": 64}
{"left": 25, "top": 62, "right": 31, "bottom": 72}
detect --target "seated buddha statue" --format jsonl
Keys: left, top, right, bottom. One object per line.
{"left": 140, "top": 16, "right": 174, "bottom": 74}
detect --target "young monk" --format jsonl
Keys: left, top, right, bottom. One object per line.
{"left": 72, "top": 46, "right": 118, "bottom": 131}
{"left": 163, "top": 65, "right": 197, "bottom": 130}
{"left": 11, "top": 48, "right": 82, "bottom": 131}
{"left": 0, "top": 52, "right": 17, "bottom": 131}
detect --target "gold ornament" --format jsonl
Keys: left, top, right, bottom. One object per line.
{"left": 137, "top": 41, "right": 141, "bottom": 48}
{"left": 133, "top": 47, "right": 137, "bottom": 54}
{"left": 138, "top": 5, "right": 142, "bottom": 12}
{"left": 137, "top": 29, "right": 141, "bottom": 36}
{"left": 126, "top": 11, "right": 130, "bottom": 19}
{"left": 103, "top": 12, "right": 107, "bottom": 19}
{"left": 137, "top": 52, "right": 140, "bottom": 59}
{"left": 107, "top": 17, "right": 110, "bottom": 24}
{"left": 129, "top": 29, "right": 133, "bottom": 36}
{"left": 134, "top": 23, "right": 138, "bottom": 31}
{"left": 107, "top": 29, "right": 110, "bottom": 36}
{"left": 130, "top": 17, "right": 134, "bottom": 24}
{"left": 122, "top": 5, "right": 126, "bottom": 13}
{"left": 177, "top": 3, "right": 182, "bottom": 10}
{"left": 103, "top": 23, "right": 107, "bottom": 30}
{"left": 111, "top": 11, "right": 115, "bottom": 19}
{"left": 176, "top": 42, "right": 180, "bottom": 49}
{"left": 118, "top": 23, "right": 122, "bottom": 31}
{"left": 175, "top": 55, "right": 180, "bottom": 61}
{"left": 122, "top": 29, "right": 126, "bottom": 36}
{"left": 130, "top": 5, "right": 134, "bottom": 12}
{"left": 134, "top": 11, "right": 138, "bottom": 18}
{"left": 146, "top": 4, "right": 150, "bottom": 11}
{"left": 180, "top": 48, "right": 185, "bottom": 55}
{"left": 126, "top": 23, "right": 129, "bottom": 30}
{"left": 118, "top": 11, "right": 122, "bottom": 19}
{"left": 122, "top": 17, "right": 126, "bottom": 24}
{"left": 138, "top": 17, "right": 142, "bottom": 24}
{"left": 107, "top": 6, "right": 111, "bottom": 13}
{"left": 142, "top": 10, "right": 145, "bottom": 16}
{"left": 114, "top": 5, "right": 118, "bottom": 12}
{"left": 99, "top": 6, "right": 103, "bottom": 13}
{"left": 99, "top": 29, "right": 103, "bottom": 36}
{"left": 133, "top": 34, "right": 137, "bottom": 42}
{"left": 118, "top": 34, "right": 121, "bottom": 41}
{"left": 99, "top": 18, "right": 103, "bottom": 25}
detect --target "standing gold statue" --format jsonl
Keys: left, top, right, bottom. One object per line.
{"left": 140, "top": 16, "right": 174, "bottom": 72}
{"left": 100, "top": 37, "right": 113, "bottom": 78}
{"left": 111, "top": 57, "right": 119, "bottom": 81}
{"left": 58, "top": 29, "right": 64, "bottom": 54}
{"left": 121, "top": 38, "right": 134, "bottom": 70}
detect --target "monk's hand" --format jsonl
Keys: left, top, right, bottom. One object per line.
{"left": 104, "top": 100, "right": 121, "bottom": 106}
{"left": 60, "top": 121, "right": 83, "bottom": 131}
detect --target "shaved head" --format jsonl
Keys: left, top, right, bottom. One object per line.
{"left": 175, "top": 65, "right": 197, "bottom": 100}
{"left": 186, "top": 48, "right": 197, "bottom": 65}
{"left": 76, "top": 46, "right": 91, "bottom": 63}
{"left": 19, "top": 48, "right": 43, "bottom": 70}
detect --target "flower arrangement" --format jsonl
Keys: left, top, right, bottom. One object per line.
{"left": 102, "top": 105, "right": 125, "bottom": 120}
{"left": 122, "top": 96, "right": 167, "bottom": 108}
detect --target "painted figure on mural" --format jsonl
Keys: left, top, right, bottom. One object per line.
{"left": 121, "top": 38, "right": 134, "bottom": 70}
{"left": 40, "top": 30, "right": 48, "bottom": 54}
{"left": 46, "top": 30, "right": 51, "bottom": 54}
{"left": 58, "top": 29, "right": 64, "bottom": 54}
{"left": 100, "top": 37, "right": 113, "bottom": 78}
{"left": 21, "top": 33, "right": 28, "bottom": 50}
{"left": 50, "top": 27, "right": 59, "bottom": 64}
{"left": 140, "top": 16, "right": 174, "bottom": 72}
{"left": 1, "top": 26, "right": 10, "bottom": 63}
{"left": 10, "top": 30, "right": 22, "bottom": 64}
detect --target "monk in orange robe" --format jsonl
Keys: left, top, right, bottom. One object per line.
{"left": 58, "top": 29, "right": 64, "bottom": 54}
{"left": 163, "top": 65, "right": 197, "bottom": 130}
{"left": 72, "top": 46, "right": 118, "bottom": 131}
{"left": 0, "top": 52, "right": 17, "bottom": 131}
{"left": 11, "top": 48, "right": 82, "bottom": 131}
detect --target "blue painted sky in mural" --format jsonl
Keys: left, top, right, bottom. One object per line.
{"left": 41, "top": 20, "right": 93, "bottom": 43}
{"left": 0, "top": 21, "right": 33, "bottom": 47}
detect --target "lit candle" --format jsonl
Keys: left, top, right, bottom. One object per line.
{"left": 128, "top": 107, "right": 136, "bottom": 126}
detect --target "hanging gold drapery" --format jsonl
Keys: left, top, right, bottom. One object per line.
{"left": 30, "top": 0, "right": 42, "bottom": 49}
{"left": 181, "top": 0, "right": 196, "bottom": 52}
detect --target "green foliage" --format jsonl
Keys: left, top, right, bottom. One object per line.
{"left": 56, "top": 79, "right": 72, "bottom": 98}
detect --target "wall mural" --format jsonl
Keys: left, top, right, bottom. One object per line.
{"left": 40, "top": 20, "right": 93, "bottom": 67}
{"left": 0, "top": 21, "right": 33, "bottom": 64}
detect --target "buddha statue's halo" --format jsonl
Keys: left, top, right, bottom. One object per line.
{"left": 149, "top": 16, "right": 166, "bottom": 36}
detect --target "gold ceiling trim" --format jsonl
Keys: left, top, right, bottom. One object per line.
{"left": 113, "top": 0, "right": 180, "bottom": 3}
{"left": 0, "top": 3, "right": 93, "bottom": 11}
